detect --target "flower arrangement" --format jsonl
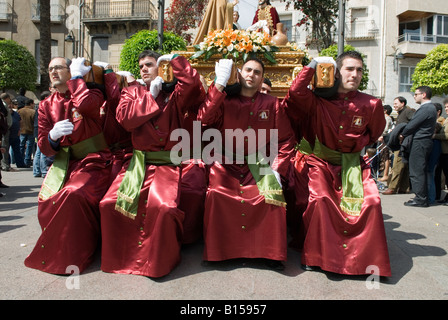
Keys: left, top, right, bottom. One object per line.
{"left": 191, "top": 28, "right": 278, "bottom": 64}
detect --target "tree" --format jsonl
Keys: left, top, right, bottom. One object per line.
{"left": 119, "top": 30, "right": 187, "bottom": 77}
{"left": 283, "top": 0, "right": 339, "bottom": 51}
{"left": 164, "top": 0, "right": 207, "bottom": 44}
{"left": 411, "top": 44, "right": 448, "bottom": 96}
{"left": 320, "top": 44, "right": 369, "bottom": 91}
{"left": 39, "top": 0, "right": 51, "bottom": 92}
{"left": 0, "top": 40, "right": 38, "bottom": 92}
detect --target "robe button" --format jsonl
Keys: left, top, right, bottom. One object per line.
{"left": 241, "top": 200, "right": 245, "bottom": 204}
{"left": 339, "top": 125, "right": 343, "bottom": 129}
{"left": 343, "top": 244, "right": 347, "bottom": 248}
{"left": 42, "top": 261, "right": 45, "bottom": 265}
{"left": 242, "top": 225, "right": 246, "bottom": 229}
{"left": 41, "top": 245, "right": 45, "bottom": 248}
{"left": 249, "top": 112, "right": 253, "bottom": 115}
{"left": 343, "top": 230, "right": 348, "bottom": 234}
{"left": 138, "top": 241, "right": 142, "bottom": 246}
{"left": 155, "top": 125, "right": 159, "bottom": 130}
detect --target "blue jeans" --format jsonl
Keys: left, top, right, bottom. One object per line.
{"left": 33, "top": 146, "right": 48, "bottom": 177}
{"left": 20, "top": 134, "right": 34, "bottom": 166}
{"left": 9, "top": 134, "right": 25, "bottom": 167}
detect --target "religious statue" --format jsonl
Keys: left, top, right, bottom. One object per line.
{"left": 252, "top": 0, "right": 280, "bottom": 36}
{"left": 193, "top": 0, "right": 239, "bottom": 45}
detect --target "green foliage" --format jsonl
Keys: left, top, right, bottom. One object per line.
{"left": 119, "top": 30, "right": 187, "bottom": 78}
{"left": 320, "top": 44, "right": 369, "bottom": 91}
{"left": 0, "top": 40, "right": 38, "bottom": 91}
{"left": 411, "top": 44, "right": 448, "bottom": 96}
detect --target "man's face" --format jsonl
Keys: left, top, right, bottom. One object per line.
{"left": 413, "top": 90, "right": 425, "bottom": 104}
{"left": 393, "top": 98, "right": 405, "bottom": 112}
{"left": 240, "top": 60, "right": 264, "bottom": 92}
{"left": 139, "top": 56, "right": 158, "bottom": 86}
{"left": 48, "top": 58, "right": 71, "bottom": 88}
{"left": 260, "top": 83, "right": 271, "bottom": 95}
{"left": 337, "top": 57, "right": 363, "bottom": 93}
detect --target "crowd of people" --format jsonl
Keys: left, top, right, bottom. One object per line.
{"left": 371, "top": 93, "right": 448, "bottom": 207}
{"left": 0, "top": 90, "right": 56, "bottom": 197}
{"left": 1, "top": 38, "right": 446, "bottom": 280}
{"left": 2, "top": 47, "right": 397, "bottom": 280}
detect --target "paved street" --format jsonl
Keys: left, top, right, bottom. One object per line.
{"left": 1, "top": 167, "right": 447, "bottom": 303}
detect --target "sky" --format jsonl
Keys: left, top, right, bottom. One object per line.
{"left": 234, "top": 0, "right": 259, "bottom": 29}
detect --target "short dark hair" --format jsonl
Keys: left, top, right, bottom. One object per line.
{"left": 336, "top": 50, "right": 364, "bottom": 69}
{"left": 415, "top": 85, "right": 432, "bottom": 99}
{"left": 242, "top": 57, "right": 265, "bottom": 74}
{"left": 394, "top": 96, "right": 407, "bottom": 106}
{"left": 138, "top": 50, "right": 161, "bottom": 62}
{"left": 383, "top": 104, "right": 392, "bottom": 115}
{"left": 434, "top": 103, "right": 442, "bottom": 114}
{"left": 263, "top": 78, "right": 272, "bottom": 87}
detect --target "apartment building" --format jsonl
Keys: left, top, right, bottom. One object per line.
{"left": 0, "top": 0, "right": 158, "bottom": 94}
{"left": 273, "top": 0, "right": 448, "bottom": 106}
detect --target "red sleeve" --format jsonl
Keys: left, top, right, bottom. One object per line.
{"left": 368, "top": 98, "right": 386, "bottom": 145}
{"left": 197, "top": 84, "right": 227, "bottom": 126}
{"left": 67, "top": 78, "right": 105, "bottom": 120}
{"left": 283, "top": 66, "right": 318, "bottom": 118}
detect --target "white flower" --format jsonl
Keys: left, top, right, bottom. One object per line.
{"left": 227, "top": 44, "right": 234, "bottom": 52}
{"left": 263, "top": 45, "right": 271, "bottom": 52}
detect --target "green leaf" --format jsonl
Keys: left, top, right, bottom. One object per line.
{"left": 190, "top": 50, "right": 205, "bottom": 60}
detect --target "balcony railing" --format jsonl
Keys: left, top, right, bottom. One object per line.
{"left": 398, "top": 32, "right": 448, "bottom": 44}
{"left": 31, "top": 3, "right": 64, "bottom": 23}
{"left": 345, "top": 20, "right": 379, "bottom": 40}
{"left": 83, "top": 0, "right": 157, "bottom": 21}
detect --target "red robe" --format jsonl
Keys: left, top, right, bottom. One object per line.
{"left": 24, "top": 79, "right": 112, "bottom": 275}
{"left": 197, "top": 85, "right": 295, "bottom": 262}
{"left": 252, "top": 5, "right": 280, "bottom": 35}
{"left": 283, "top": 66, "right": 391, "bottom": 276}
{"left": 99, "top": 56, "right": 206, "bottom": 278}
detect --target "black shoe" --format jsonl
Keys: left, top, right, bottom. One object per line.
{"left": 404, "top": 200, "right": 428, "bottom": 207}
{"left": 0, "top": 182, "right": 9, "bottom": 188}
{"left": 437, "top": 196, "right": 448, "bottom": 204}
{"left": 264, "top": 259, "right": 285, "bottom": 271}
{"left": 301, "top": 264, "right": 317, "bottom": 271}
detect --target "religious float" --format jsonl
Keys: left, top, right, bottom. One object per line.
{"left": 173, "top": 23, "right": 306, "bottom": 98}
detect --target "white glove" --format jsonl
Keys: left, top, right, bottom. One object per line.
{"left": 116, "top": 71, "right": 133, "bottom": 77}
{"left": 312, "top": 57, "right": 337, "bottom": 74}
{"left": 150, "top": 76, "right": 164, "bottom": 98}
{"left": 157, "top": 54, "right": 175, "bottom": 66}
{"left": 93, "top": 61, "right": 110, "bottom": 69}
{"left": 246, "top": 20, "right": 269, "bottom": 34}
{"left": 49, "top": 119, "right": 74, "bottom": 141}
{"left": 215, "top": 59, "right": 233, "bottom": 87}
{"left": 70, "top": 57, "right": 91, "bottom": 78}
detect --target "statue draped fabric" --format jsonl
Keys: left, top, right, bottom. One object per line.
{"left": 193, "top": 0, "right": 236, "bottom": 45}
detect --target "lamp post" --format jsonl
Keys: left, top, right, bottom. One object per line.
{"left": 394, "top": 50, "right": 404, "bottom": 72}
{"left": 65, "top": 31, "right": 76, "bottom": 57}
{"left": 158, "top": 0, "right": 164, "bottom": 51}
{"left": 338, "top": 0, "right": 346, "bottom": 56}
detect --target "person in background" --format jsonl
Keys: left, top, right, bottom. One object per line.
{"left": 233, "top": 9, "right": 241, "bottom": 30}
{"left": 382, "top": 96, "right": 415, "bottom": 195}
{"left": 401, "top": 86, "right": 437, "bottom": 207}
{"left": 18, "top": 98, "right": 36, "bottom": 167}
{"left": 8, "top": 99, "right": 26, "bottom": 169}
{"left": 434, "top": 98, "right": 448, "bottom": 204}
{"left": 378, "top": 104, "right": 393, "bottom": 182}
{"left": 260, "top": 77, "right": 272, "bottom": 95}
{"left": 33, "top": 91, "right": 52, "bottom": 178}
{"left": 252, "top": 0, "right": 280, "bottom": 36}
{"left": 0, "top": 93, "right": 14, "bottom": 172}
{"left": 0, "top": 98, "right": 9, "bottom": 190}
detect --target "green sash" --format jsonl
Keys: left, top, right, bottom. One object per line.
{"left": 39, "top": 132, "right": 108, "bottom": 201}
{"left": 245, "top": 153, "right": 286, "bottom": 208}
{"left": 299, "top": 138, "right": 364, "bottom": 216}
{"left": 115, "top": 150, "right": 175, "bottom": 219}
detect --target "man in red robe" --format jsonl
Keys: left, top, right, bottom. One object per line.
{"left": 252, "top": 0, "right": 280, "bottom": 36}
{"left": 24, "top": 57, "right": 113, "bottom": 274}
{"left": 198, "top": 58, "right": 295, "bottom": 270}
{"left": 283, "top": 51, "right": 391, "bottom": 277}
{"left": 98, "top": 51, "right": 206, "bottom": 278}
